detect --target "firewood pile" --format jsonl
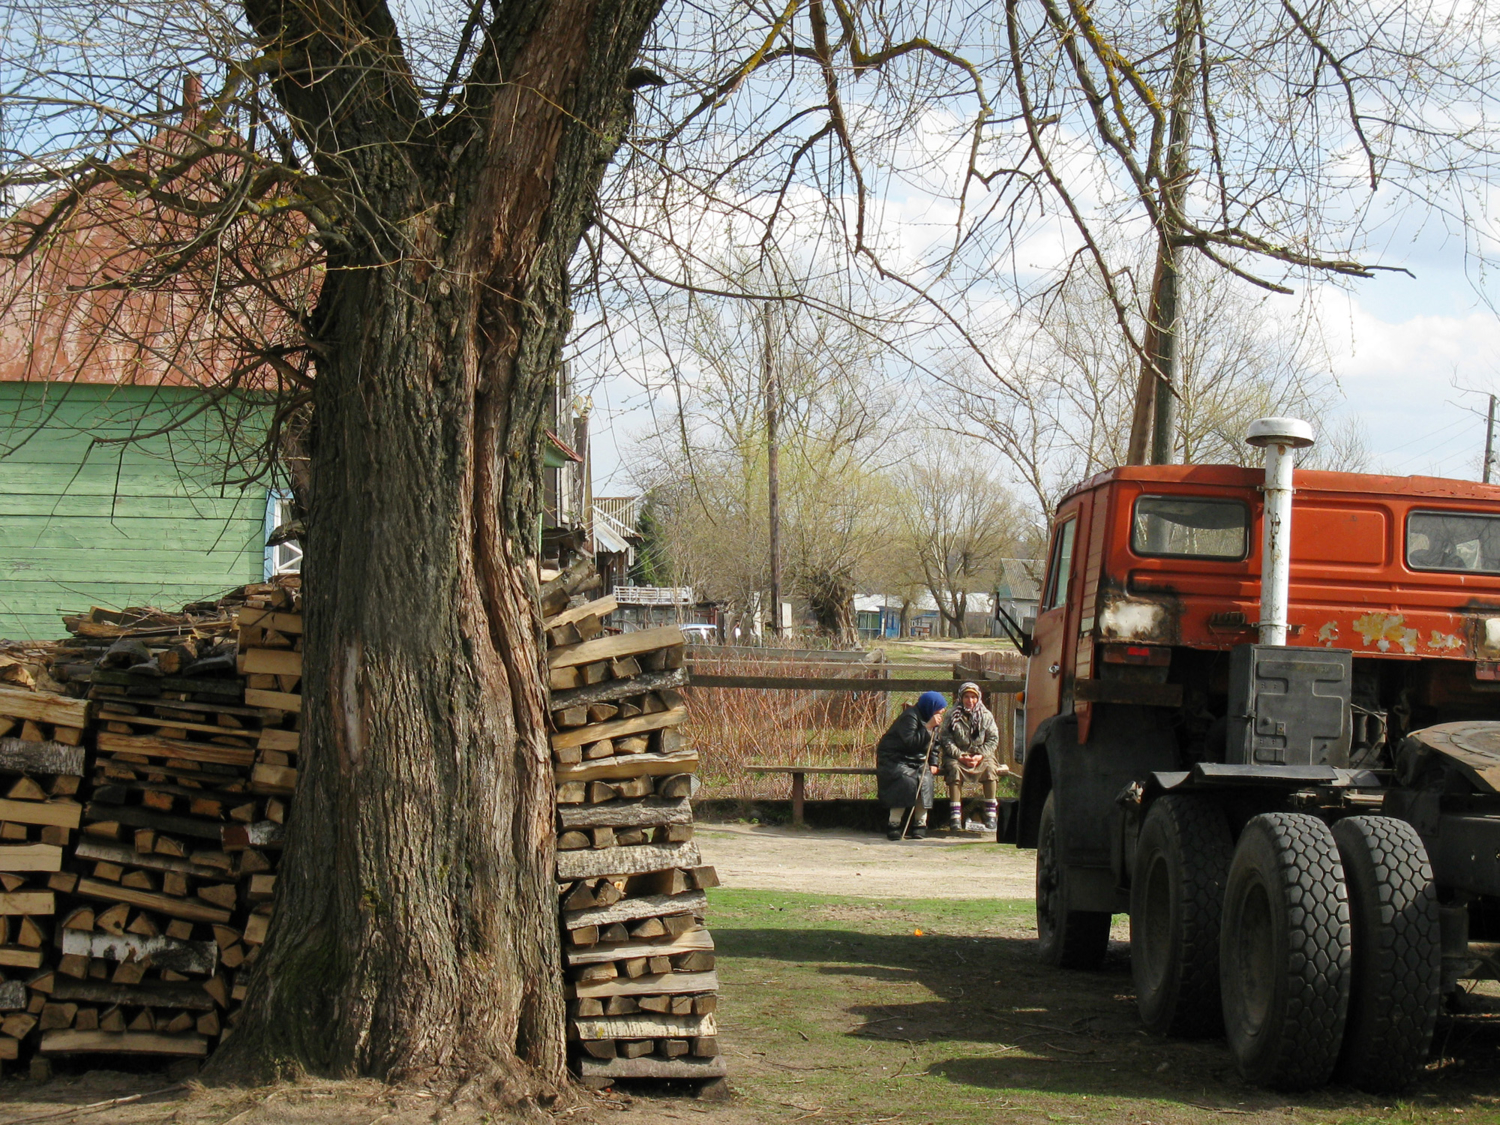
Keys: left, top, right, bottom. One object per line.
{"left": 0, "top": 579, "right": 300, "bottom": 1065}
{"left": 544, "top": 562, "right": 726, "bottom": 1087}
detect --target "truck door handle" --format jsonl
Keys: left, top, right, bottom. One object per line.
{"left": 1048, "top": 663, "right": 1060, "bottom": 676}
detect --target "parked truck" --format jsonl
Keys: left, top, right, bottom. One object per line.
{"left": 1014, "top": 418, "right": 1500, "bottom": 1091}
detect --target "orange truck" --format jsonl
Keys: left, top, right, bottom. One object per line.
{"left": 1014, "top": 418, "right": 1500, "bottom": 1092}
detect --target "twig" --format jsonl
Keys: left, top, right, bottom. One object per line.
{"left": 1185, "top": 1105, "right": 1252, "bottom": 1116}
{"left": 1043, "top": 1041, "right": 1095, "bottom": 1056}
{"left": 3, "top": 1086, "right": 184, "bottom": 1125}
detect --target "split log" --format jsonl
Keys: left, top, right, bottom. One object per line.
{"left": 543, "top": 594, "right": 618, "bottom": 632}
{"left": 555, "top": 842, "right": 701, "bottom": 882}
{"left": 83, "top": 803, "right": 222, "bottom": 842}
{"left": 39, "top": 1029, "right": 207, "bottom": 1055}
{"left": 0, "top": 744, "right": 85, "bottom": 780}
{"left": 575, "top": 1055, "right": 727, "bottom": 1081}
{"left": 570, "top": 1012, "right": 716, "bottom": 1040}
{"left": 550, "top": 708, "right": 687, "bottom": 751}
{"left": 0, "top": 689, "right": 89, "bottom": 728}
{"left": 0, "top": 798, "right": 81, "bottom": 829}
{"left": 571, "top": 970, "right": 718, "bottom": 1000}
{"left": 0, "top": 844, "right": 62, "bottom": 872}
{"left": 51, "top": 978, "right": 216, "bottom": 1010}
{"left": 557, "top": 797, "right": 691, "bottom": 831}
{"left": 73, "top": 879, "right": 230, "bottom": 924}
{"left": 547, "top": 625, "right": 687, "bottom": 670}
{"left": 554, "top": 749, "right": 697, "bottom": 784}
{"left": 549, "top": 669, "right": 688, "bottom": 712}
{"left": 564, "top": 890, "right": 706, "bottom": 931}
{"left": 565, "top": 929, "right": 712, "bottom": 966}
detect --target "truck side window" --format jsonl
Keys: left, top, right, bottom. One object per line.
{"left": 1132, "top": 495, "right": 1248, "bottom": 560}
{"left": 1044, "top": 518, "right": 1077, "bottom": 610}
{"left": 1407, "top": 510, "right": 1500, "bottom": 574}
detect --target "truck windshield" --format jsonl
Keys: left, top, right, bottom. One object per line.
{"left": 1132, "top": 495, "right": 1248, "bottom": 560}
{"left": 1407, "top": 510, "right": 1500, "bottom": 574}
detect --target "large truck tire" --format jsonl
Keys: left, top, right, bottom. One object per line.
{"left": 1219, "top": 813, "right": 1350, "bottom": 1090}
{"left": 1332, "top": 815, "right": 1440, "bottom": 1092}
{"left": 1130, "top": 795, "right": 1234, "bottom": 1037}
{"left": 1036, "top": 792, "right": 1110, "bottom": 969}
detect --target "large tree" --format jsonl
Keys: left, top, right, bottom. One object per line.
{"left": 0, "top": 0, "right": 661, "bottom": 1093}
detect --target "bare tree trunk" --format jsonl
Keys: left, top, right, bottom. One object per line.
{"left": 213, "top": 0, "right": 662, "bottom": 1090}
{"left": 1125, "top": 0, "right": 1198, "bottom": 468}
{"left": 763, "top": 305, "right": 783, "bottom": 638}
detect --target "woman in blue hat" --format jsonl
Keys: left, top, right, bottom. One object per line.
{"left": 874, "top": 691, "right": 946, "bottom": 840}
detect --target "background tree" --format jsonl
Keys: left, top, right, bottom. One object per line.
{"left": 896, "top": 452, "right": 1023, "bottom": 638}
{"left": 947, "top": 261, "right": 1367, "bottom": 520}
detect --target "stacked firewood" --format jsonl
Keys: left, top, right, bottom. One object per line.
{"left": 6, "top": 581, "right": 301, "bottom": 1062}
{"left": 0, "top": 688, "right": 88, "bottom": 1061}
{"left": 544, "top": 564, "right": 726, "bottom": 1087}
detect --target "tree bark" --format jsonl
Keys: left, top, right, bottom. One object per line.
{"left": 212, "top": 0, "right": 662, "bottom": 1093}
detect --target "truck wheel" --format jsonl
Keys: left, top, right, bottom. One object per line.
{"left": 1332, "top": 815, "right": 1440, "bottom": 1092}
{"left": 1219, "top": 813, "right": 1349, "bottom": 1090}
{"left": 1130, "top": 795, "right": 1233, "bottom": 1037}
{"left": 1036, "top": 792, "right": 1110, "bottom": 969}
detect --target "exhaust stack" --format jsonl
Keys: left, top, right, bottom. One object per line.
{"left": 1245, "top": 417, "right": 1315, "bottom": 646}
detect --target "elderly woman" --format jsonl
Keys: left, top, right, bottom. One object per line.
{"left": 875, "top": 691, "right": 946, "bottom": 841}
{"left": 934, "top": 681, "right": 1003, "bottom": 832}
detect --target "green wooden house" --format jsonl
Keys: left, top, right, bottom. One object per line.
{"left": 0, "top": 381, "right": 277, "bottom": 640}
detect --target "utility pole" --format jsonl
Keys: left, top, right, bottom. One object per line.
{"left": 1486, "top": 394, "right": 1496, "bottom": 484}
{"left": 763, "top": 303, "right": 783, "bottom": 637}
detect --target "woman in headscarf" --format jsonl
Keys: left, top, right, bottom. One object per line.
{"left": 934, "top": 681, "right": 1003, "bottom": 831}
{"left": 875, "top": 691, "right": 946, "bottom": 841}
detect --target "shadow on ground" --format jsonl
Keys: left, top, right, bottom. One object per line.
{"left": 716, "top": 923, "right": 1500, "bottom": 1113}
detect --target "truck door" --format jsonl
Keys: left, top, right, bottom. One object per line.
{"left": 1026, "top": 503, "right": 1082, "bottom": 748}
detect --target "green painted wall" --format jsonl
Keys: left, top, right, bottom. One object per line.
{"left": 0, "top": 383, "right": 270, "bottom": 640}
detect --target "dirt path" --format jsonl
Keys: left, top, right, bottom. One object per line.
{"left": 694, "top": 822, "right": 1036, "bottom": 900}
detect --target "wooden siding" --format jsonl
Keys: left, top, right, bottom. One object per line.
{"left": 0, "top": 383, "right": 267, "bottom": 640}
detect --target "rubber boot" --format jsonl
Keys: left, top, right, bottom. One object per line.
{"left": 886, "top": 809, "right": 903, "bottom": 841}
{"left": 909, "top": 810, "right": 928, "bottom": 840}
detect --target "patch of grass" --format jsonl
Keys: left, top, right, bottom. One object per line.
{"left": 704, "top": 889, "right": 1500, "bottom": 1125}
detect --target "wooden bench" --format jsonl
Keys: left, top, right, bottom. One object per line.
{"left": 746, "top": 765, "right": 878, "bottom": 826}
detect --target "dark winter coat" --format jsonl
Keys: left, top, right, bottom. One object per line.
{"left": 875, "top": 706, "right": 937, "bottom": 809}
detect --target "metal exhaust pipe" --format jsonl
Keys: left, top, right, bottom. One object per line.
{"left": 1245, "top": 417, "right": 1315, "bottom": 646}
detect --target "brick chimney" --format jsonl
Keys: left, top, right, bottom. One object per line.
{"left": 181, "top": 72, "right": 202, "bottom": 127}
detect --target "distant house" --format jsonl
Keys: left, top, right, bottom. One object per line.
{"left": 854, "top": 594, "right": 941, "bottom": 640}
{"left": 0, "top": 84, "right": 310, "bottom": 639}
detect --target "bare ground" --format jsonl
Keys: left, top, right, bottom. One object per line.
{"left": 692, "top": 822, "right": 1036, "bottom": 899}
{"left": 7, "top": 825, "right": 1500, "bottom": 1125}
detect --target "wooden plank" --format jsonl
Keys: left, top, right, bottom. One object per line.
{"left": 689, "top": 674, "right": 1024, "bottom": 693}
{"left": 242, "top": 648, "right": 302, "bottom": 676}
{"left": 564, "top": 890, "right": 706, "bottom": 931}
{"left": 73, "top": 839, "right": 226, "bottom": 879}
{"left": 0, "top": 688, "right": 89, "bottom": 727}
{"left": 557, "top": 841, "right": 701, "bottom": 881}
{"left": 0, "top": 797, "right": 81, "bottom": 829}
{"left": 39, "top": 1029, "right": 208, "bottom": 1056}
{"left": 83, "top": 803, "right": 223, "bottom": 842}
{"left": 52, "top": 977, "right": 217, "bottom": 1010}
{"left": 0, "top": 892, "right": 53, "bottom": 915}
{"left": 551, "top": 708, "right": 687, "bottom": 751}
{"left": 550, "top": 669, "right": 688, "bottom": 713}
{"left": 557, "top": 797, "right": 692, "bottom": 831}
{"left": 571, "top": 970, "right": 718, "bottom": 1000}
{"left": 95, "top": 731, "right": 255, "bottom": 768}
{"left": 0, "top": 738, "right": 87, "bottom": 776}
{"left": 236, "top": 609, "right": 304, "bottom": 634}
{"left": 548, "top": 625, "right": 686, "bottom": 670}
{"left": 244, "top": 688, "right": 302, "bottom": 713}
{"left": 89, "top": 669, "right": 243, "bottom": 699}
{"left": 565, "top": 930, "right": 713, "bottom": 967}
{"left": 73, "top": 879, "right": 230, "bottom": 924}
{"left": 543, "top": 594, "right": 619, "bottom": 632}
{"left": 60, "top": 930, "right": 218, "bottom": 976}
{"left": 571, "top": 1012, "right": 716, "bottom": 1040}
{"left": 0, "top": 844, "right": 62, "bottom": 872}
{"left": 576, "top": 1055, "right": 726, "bottom": 1080}
{"left": 0, "top": 946, "right": 43, "bottom": 968}
{"left": 555, "top": 750, "right": 697, "bottom": 785}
